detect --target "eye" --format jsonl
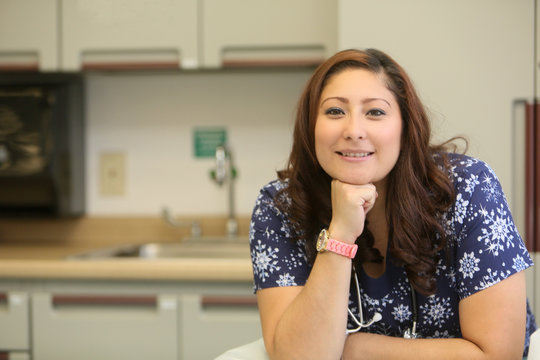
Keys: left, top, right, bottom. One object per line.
{"left": 324, "top": 107, "right": 345, "bottom": 117}
{"left": 366, "top": 108, "right": 386, "bottom": 117}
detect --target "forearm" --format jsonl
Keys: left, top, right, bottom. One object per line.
{"left": 342, "top": 333, "right": 514, "bottom": 360}
{"left": 269, "top": 252, "right": 352, "bottom": 360}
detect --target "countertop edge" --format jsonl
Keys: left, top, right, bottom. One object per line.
{"left": 0, "top": 258, "right": 254, "bottom": 282}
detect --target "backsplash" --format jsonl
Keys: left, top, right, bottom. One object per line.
{"left": 85, "top": 69, "right": 312, "bottom": 216}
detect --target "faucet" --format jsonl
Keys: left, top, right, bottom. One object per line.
{"left": 161, "top": 207, "right": 201, "bottom": 239}
{"left": 212, "top": 144, "right": 238, "bottom": 238}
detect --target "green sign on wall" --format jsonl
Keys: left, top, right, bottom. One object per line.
{"left": 193, "top": 127, "right": 227, "bottom": 158}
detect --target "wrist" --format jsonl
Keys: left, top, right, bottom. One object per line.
{"left": 328, "top": 224, "right": 358, "bottom": 245}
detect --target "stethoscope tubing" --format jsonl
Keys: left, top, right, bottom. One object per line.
{"left": 346, "top": 265, "right": 419, "bottom": 338}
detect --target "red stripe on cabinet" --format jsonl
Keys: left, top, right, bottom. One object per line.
{"left": 52, "top": 295, "right": 157, "bottom": 307}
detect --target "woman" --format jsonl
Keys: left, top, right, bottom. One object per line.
{"left": 249, "top": 49, "right": 537, "bottom": 359}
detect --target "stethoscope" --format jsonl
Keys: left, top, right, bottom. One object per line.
{"left": 346, "top": 265, "right": 420, "bottom": 339}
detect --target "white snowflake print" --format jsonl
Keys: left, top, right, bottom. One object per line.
{"left": 426, "top": 329, "right": 453, "bottom": 339}
{"left": 263, "top": 226, "right": 276, "bottom": 240}
{"left": 282, "top": 248, "right": 307, "bottom": 270}
{"left": 459, "top": 252, "right": 480, "bottom": 279}
{"left": 480, "top": 173, "right": 502, "bottom": 202}
{"left": 420, "top": 296, "right": 453, "bottom": 327}
{"left": 474, "top": 267, "right": 510, "bottom": 291}
{"left": 445, "top": 266, "right": 457, "bottom": 288}
{"left": 477, "top": 204, "right": 515, "bottom": 256}
{"left": 392, "top": 304, "right": 412, "bottom": 323}
{"left": 251, "top": 239, "right": 281, "bottom": 283}
{"left": 362, "top": 291, "right": 394, "bottom": 313}
{"left": 463, "top": 173, "right": 480, "bottom": 195}
{"left": 249, "top": 163, "right": 535, "bottom": 342}
{"left": 276, "top": 273, "right": 296, "bottom": 286}
{"left": 454, "top": 193, "right": 469, "bottom": 224}
{"left": 279, "top": 224, "right": 292, "bottom": 239}
{"left": 512, "top": 255, "right": 528, "bottom": 272}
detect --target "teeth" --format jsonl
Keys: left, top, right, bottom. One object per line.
{"left": 341, "top": 152, "right": 371, "bottom": 158}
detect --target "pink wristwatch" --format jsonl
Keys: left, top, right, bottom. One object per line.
{"left": 316, "top": 229, "right": 357, "bottom": 259}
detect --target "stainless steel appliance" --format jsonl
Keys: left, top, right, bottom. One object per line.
{"left": 0, "top": 74, "right": 84, "bottom": 216}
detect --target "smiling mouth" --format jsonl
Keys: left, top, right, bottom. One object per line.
{"left": 337, "top": 151, "right": 374, "bottom": 158}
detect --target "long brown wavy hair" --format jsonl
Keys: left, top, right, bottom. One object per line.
{"left": 276, "top": 49, "right": 459, "bottom": 296}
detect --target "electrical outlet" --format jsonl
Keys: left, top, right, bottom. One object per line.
{"left": 99, "top": 152, "right": 125, "bottom": 196}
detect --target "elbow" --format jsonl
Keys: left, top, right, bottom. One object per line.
{"left": 266, "top": 333, "right": 345, "bottom": 360}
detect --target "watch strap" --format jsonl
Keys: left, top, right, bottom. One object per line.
{"left": 325, "top": 238, "right": 358, "bottom": 259}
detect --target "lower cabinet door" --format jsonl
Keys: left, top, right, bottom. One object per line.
{"left": 179, "top": 294, "right": 262, "bottom": 359}
{"left": 0, "top": 292, "right": 29, "bottom": 351}
{"left": 32, "top": 293, "right": 178, "bottom": 360}
{"left": 0, "top": 351, "right": 31, "bottom": 360}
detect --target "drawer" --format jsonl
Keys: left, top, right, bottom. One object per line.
{"left": 0, "top": 292, "right": 29, "bottom": 351}
{"left": 32, "top": 293, "right": 178, "bottom": 360}
{"left": 179, "top": 294, "right": 261, "bottom": 359}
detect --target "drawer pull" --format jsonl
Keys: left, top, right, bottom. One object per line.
{"left": 201, "top": 295, "right": 257, "bottom": 308}
{"left": 52, "top": 295, "right": 157, "bottom": 307}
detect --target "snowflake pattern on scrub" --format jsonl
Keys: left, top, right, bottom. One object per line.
{"left": 249, "top": 154, "right": 537, "bottom": 356}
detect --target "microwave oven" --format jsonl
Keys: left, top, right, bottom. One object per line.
{"left": 0, "top": 73, "right": 84, "bottom": 217}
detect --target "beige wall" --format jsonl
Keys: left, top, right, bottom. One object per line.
{"left": 338, "top": 0, "right": 535, "bottom": 209}
{"left": 85, "top": 69, "right": 312, "bottom": 216}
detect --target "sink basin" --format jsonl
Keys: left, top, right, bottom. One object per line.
{"left": 67, "top": 236, "right": 250, "bottom": 260}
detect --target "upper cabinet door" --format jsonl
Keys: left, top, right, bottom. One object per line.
{"left": 0, "top": 0, "right": 58, "bottom": 72}
{"left": 201, "top": 0, "right": 337, "bottom": 68}
{"left": 61, "top": 0, "right": 198, "bottom": 71}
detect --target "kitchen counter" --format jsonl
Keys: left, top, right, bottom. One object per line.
{"left": 0, "top": 243, "right": 253, "bottom": 281}
{"left": 0, "top": 216, "right": 254, "bottom": 282}
{"left": 0, "top": 218, "right": 260, "bottom": 360}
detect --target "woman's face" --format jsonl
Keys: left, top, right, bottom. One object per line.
{"left": 314, "top": 68, "right": 402, "bottom": 187}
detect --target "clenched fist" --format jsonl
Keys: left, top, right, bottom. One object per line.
{"left": 328, "top": 180, "right": 378, "bottom": 244}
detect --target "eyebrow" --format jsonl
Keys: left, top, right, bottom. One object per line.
{"left": 320, "top": 96, "right": 392, "bottom": 108}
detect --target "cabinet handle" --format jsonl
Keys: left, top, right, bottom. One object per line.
{"left": 80, "top": 49, "right": 180, "bottom": 71}
{"left": 52, "top": 295, "right": 157, "bottom": 307}
{"left": 523, "top": 101, "right": 538, "bottom": 253}
{"left": 81, "top": 61, "right": 179, "bottom": 71}
{"left": 220, "top": 46, "right": 325, "bottom": 68}
{"left": 201, "top": 295, "right": 257, "bottom": 308}
{"left": 0, "top": 52, "right": 39, "bottom": 71}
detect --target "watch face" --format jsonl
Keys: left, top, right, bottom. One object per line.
{"left": 316, "top": 229, "right": 328, "bottom": 251}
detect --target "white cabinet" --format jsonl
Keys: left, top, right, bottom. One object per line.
{"left": 60, "top": 0, "right": 198, "bottom": 71}
{"left": 32, "top": 293, "right": 178, "bottom": 360}
{"left": 1, "top": 0, "right": 338, "bottom": 72}
{"left": 0, "top": 292, "right": 30, "bottom": 359}
{"left": 201, "top": 0, "right": 337, "bottom": 68}
{"left": 179, "top": 294, "right": 261, "bottom": 359}
{"left": 0, "top": 0, "right": 58, "bottom": 71}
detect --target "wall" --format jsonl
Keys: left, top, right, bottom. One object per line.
{"left": 85, "top": 69, "right": 312, "bottom": 216}
{"left": 338, "top": 0, "right": 534, "bottom": 209}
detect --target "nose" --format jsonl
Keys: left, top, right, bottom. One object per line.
{"left": 343, "top": 114, "right": 367, "bottom": 140}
